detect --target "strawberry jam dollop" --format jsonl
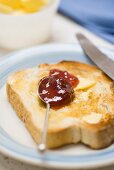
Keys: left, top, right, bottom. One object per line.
{"left": 38, "top": 76, "right": 74, "bottom": 108}
{"left": 49, "top": 69, "right": 79, "bottom": 88}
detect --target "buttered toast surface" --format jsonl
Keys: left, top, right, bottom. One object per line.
{"left": 7, "top": 61, "right": 114, "bottom": 149}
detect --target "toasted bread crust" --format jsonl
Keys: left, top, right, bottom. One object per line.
{"left": 7, "top": 61, "right": 114, "bottom": 149}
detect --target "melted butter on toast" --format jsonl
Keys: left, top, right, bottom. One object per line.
{"left": 82, "top": 112, "right": 102, "bottom": 124}
{"left": 75, "top": 76, "right": 96, "bottom": 90}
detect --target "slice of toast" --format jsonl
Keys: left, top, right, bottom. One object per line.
{"left": 7, "top": 61, "right": 114, "bottom": 149}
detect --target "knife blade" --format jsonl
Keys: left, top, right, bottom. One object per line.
{"left": 76, "top": 33, "right": 114, "bottom": 81}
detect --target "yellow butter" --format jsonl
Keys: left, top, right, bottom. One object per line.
{"left": 21, "top": 0, "right": 49, "bottom": 13}
{"left": 12, "top": 10, "right": 26, "bottom": 15}
{"left": 83, "top": 113, "right": 102, "bottom": 124}
{"left": 76, "top": 77, "right": 96, "bottom": 90}
{"left": 0, "top": 4, "right": 13, "bottom": 14}
{"left": 0, "top": 0, "right": 22, "bottom": 9}
{"left": 0, "top": 0, "right": 49, "bottom": 14}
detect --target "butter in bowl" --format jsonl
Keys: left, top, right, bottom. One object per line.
{"left": 0, "top": 0, "right": 59, "bottom": 49}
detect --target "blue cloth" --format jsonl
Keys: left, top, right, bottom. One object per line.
{"left": 58, "top": 0, "right": 114, "bottom": 44}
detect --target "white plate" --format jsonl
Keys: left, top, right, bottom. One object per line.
{"left": 0, "top": 43, "right": 114, "bottom": 169}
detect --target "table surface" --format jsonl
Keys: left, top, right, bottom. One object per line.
{"left": 0, "top": 13, "right": 114, "bottom": 170}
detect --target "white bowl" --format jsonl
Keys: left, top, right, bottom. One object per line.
{"left": 0, "top": 0, "right": 59, "bottom": 49}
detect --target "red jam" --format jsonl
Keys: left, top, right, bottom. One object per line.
{"left": 49, "top": 69, "right": 79, "bottom": 88}
{"left": 38, "top": 76, "right": 74, "bottom": 108}
{"left": 38, "top": 69, "right": 79, "bottom": 108}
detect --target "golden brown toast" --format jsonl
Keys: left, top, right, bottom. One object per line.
{"left": 7, "top": 61, "right": 114, "bottom": 149}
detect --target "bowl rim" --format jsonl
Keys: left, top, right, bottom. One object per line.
{"left": 0, "top": 0, "right": 60, "bottom": 17}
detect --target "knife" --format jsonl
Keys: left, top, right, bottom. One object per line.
{"left": 76, "top": 33, "right": 114, "bottom": 80}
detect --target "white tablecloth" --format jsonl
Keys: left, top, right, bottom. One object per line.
{"left": 0, "top": 14, "right": 114, "bottom": 170}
